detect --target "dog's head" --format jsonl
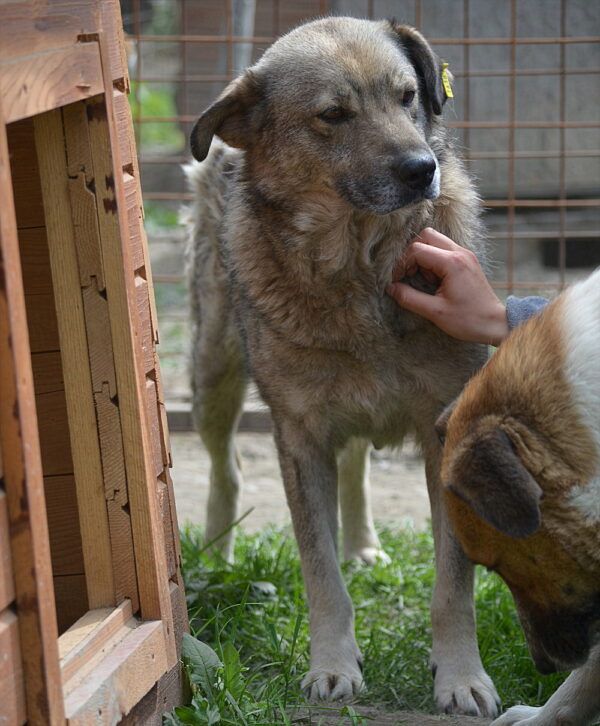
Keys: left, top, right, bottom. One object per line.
{"left": 438, "top": 311, "right": 600, "bottom": 674}
{"left": 190, "top": 17, "right": 451, "bottom": 214}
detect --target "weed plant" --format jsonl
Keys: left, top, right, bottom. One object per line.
{"left": 165, "top": 523, "right": 572, "bottom": 725}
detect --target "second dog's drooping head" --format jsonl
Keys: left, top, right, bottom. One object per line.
{"left": 190, "top": 17, "right": 450, "bottom": 214}
{"left": 438, "top": 294, "right": 600, "bottom": 676}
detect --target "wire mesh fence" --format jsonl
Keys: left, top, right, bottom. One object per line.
{"left": 119, "top": 0, "right": 600, "bottom": 406}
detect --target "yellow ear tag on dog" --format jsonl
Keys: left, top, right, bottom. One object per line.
{"left": 442, "top": 62, "right": 454, "bottom": 99}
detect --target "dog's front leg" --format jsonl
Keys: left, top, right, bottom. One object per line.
{"left": 422, "top": 437, "right": 501, "bottom": 718}
{"left": 274, "top": 419, "right": 363, "bottom": 701}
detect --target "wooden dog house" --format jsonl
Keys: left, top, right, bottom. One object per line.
{"left": 0, "top": 1, "right": 187, "bottom": 724}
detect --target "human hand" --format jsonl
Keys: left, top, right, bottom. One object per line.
{"left": 386, "top": 228, "right": 509, "bottom": 346}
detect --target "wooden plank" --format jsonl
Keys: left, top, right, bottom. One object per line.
{"left": 112, "top": 90, "right": 135, "bottom": 170}
{"left": 123, "top": 173, "right": 144, "bottom": 272}
{"left": 0, "top": 490, "right": 15, "bottom": 611}
{"left": 135, "top": 273, "right": 155, "bottom": 375}
{"left": 169, "top": 581, "right": 188, "bottom": 662}
{"left": 145, "top": 378, "right": 164, "bottom": 478}
{"left": 84, "top": 85, "right": 176, "bottom": 665}
{"left": 24, "top": 292, "right": 60, "bottom": 352}
{"left": 154, "top": 357, "right": 173, "bottom": 470}
{"left": 0, "top": 609, "right": 26, "bottom": 726}
{"left": 36, "top": 390, "right": 73, "bottom": 476}
{"left": 64, "top": 619, "right": 169, "bottom": 726}
{"left": 54, "top": 574, "right": 89, "bottom": 635}
{"left": 135, "top": 210, "right": 160, "bottom": 347}
{"left": 34, "top": 108, "right": 115, "bottom": 609}
{"left": 118, "top": 661, "right": 187, "bottom": 726}
{"left": 0, "top": 0, "right": 99, "bottom": 63}
{"left": 100, "top": 0, "right": 129, "bottom": 88}
{"left": 82, "top": 281, "right": 116, "bottom": 396}
{"left": 120, "top": 584, "right": 189, "bottom": 725}
{"left": 18, "top": 227, "right": 52, "bottom": 294}
{"left": 1, "top": 43, "right": 104, "bottom": 124}
{"left": 69, "top": 173, "right": 106, "bottom": 291}
{"left": 0, "top": 105, "right": 64, "bottom": 726}
{"left": 59, "top": 607, "right": 115, "bottom": 661}
{"left": 60, "top": 599, "right": 133, "bottom": 686}
{"left": 44, "top": 475, "right": 85, "bottom": 575}
{"left": 63, "top": 101, "right": 94, "bottom": 185}
{"left": 65, "top": 117, "right": 139, "bottom": 607}
{"left": 31, "top": 351, "right": 64, "bottom": 394}
{"left": 94, "top": 386, "right": 126, "bottom": 498}
{"left": 98, "top": 0, "right": 129, "bottom": 88}
{"left": 157, "top": 437, "right": 180, "bottom": 583}
{"left": 5, "top": 119, "right": 45, "bottom": 229}
{"left": 157, "top": 477, "right": 176, "bottom": 580}
{"left": 94, "top": 386, "right": 139, "bottom": 613}
{"left": 155, "top": 360, "right": 180, "bottom": 584}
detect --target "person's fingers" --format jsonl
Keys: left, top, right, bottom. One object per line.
{"left": 392, "top": 259, "right": 417, "bottom": 281}
{"left": 414, "top": 227, "right": 462, "bottom": 252}
{"left": 393, "top": 229, "right": 456, "bottom": 280}
{"left": 385, "top": 282, "right": 442, "bottom": 320}
{"left": 421, "top": 268, "right": 439, "bottom": 286}
{"left": 400, "top": 242, "right": 455, "bottom": 279}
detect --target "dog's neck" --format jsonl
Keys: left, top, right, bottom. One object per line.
{"left": 242, "top": 180, "right": 433, "bottom": 292}
{"left": 223, "top": 181, "right": 435, "bottom": 353}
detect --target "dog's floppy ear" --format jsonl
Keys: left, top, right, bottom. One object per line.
{"left": 446, "top": 427, "right": 543, "bottom": 539}
{"left": 390, "top": 23, "right": 446, "bottom": 116}
{"left": 190, "top": 71, "right": 262, "bottom": 161}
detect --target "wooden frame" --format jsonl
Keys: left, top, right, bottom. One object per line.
{"left": 0, "top": 2, "right": 187, "bottom": 724}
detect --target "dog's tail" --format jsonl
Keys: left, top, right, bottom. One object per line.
{"left": 181, "top": 138, "right": 241, "bottom": 321}
{"left": 181, "top": 137, "right": 239, "bottom": 249}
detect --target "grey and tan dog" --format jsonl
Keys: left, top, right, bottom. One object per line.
{"left": 184, "top": 16, "right": 499, "bottom": 715}
{"left": 440, "top": 269, "right": 600, "bottom": 726}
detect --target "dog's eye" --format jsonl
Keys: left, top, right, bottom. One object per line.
{"left": 318, "top": 107, "right": 348, "bottom": 123}
{"left": 401, "top": 90, "right": 416, "bottom": 107}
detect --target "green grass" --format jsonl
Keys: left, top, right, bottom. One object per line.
{"left": 144, "top": 200, "right": 181, "bottom": 236}
{"left": 165, "top": 524, "right": 570, "bottom": 725}
{"left": 129, "top": 81, "right": 185, "bottom": 152}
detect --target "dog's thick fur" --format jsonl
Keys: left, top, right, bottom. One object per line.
{"left": 184, "top": 17, "right": 499, "bottom": 715}
{"left": 440, "top": 269, "right": 600, "bottom": 726}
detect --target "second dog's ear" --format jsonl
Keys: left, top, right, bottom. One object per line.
{"left": 190, "top": 71, "right": 262, "bottom": 161}
{"left": 446, "top": 427, "right": 543, "bottom": 539}
{"left": 390, "top": 23, "right": 446, "bottom": 116}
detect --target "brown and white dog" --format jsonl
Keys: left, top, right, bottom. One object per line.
{"left": 440, "top": 268, "right": 600, "bottom": 726}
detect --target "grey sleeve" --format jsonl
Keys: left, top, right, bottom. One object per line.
{"left": 505, "top": 295, "right": 549, "bottom": 330}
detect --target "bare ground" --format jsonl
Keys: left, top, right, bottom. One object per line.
{"left": 170, "top": 431, "right": 431, "bottom": 533}
{"left": 293, "top": 705, "right": 491, "bottom": 725}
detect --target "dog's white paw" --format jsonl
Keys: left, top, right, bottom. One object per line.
{"left": 302, "top": 662, "right": 364, "bottom": 702}
{"left": 434, "top": 664, "right": 500, "bottom": 718}
{"left": 491, "top": 705, "right": 544, "bottom": 725}
{"left": 345, "top": 546, "right": 391, "bottom": 566}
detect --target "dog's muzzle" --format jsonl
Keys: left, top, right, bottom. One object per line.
{"left": 519, "top": 597, "right": 600, "bottom": 674}
{"left": 392, "top": 153, "right": 437, "bottom": 192}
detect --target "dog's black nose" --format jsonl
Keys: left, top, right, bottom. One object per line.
{"left": 393, "top": 155, "right": 437, "bottom": 190}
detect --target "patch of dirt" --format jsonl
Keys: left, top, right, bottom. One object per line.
{"left": 292, "top": 705, "right": 491, "bottom": 725}
{"left": 170, "top": 431, "right": 431, "bottom": 533}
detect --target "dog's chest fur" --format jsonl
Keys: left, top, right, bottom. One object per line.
{"left": 218, "top": 151, "right": 486, "bottom": 440}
